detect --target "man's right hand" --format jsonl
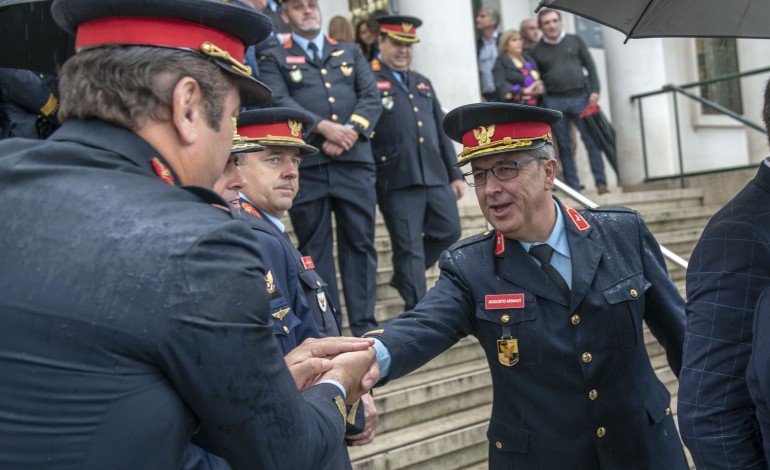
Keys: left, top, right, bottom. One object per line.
{"left": 285, "top": 337, "right": 374, "bottom": 391}
{"left": 319, "top": 348, "right": 379, "bottom": 405}
{"left": 315, "top": 120, "right": 358, "bottom": 150}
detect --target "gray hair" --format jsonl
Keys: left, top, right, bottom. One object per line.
{"left": 58, "top": 46, "right": 235, "bottom": 131}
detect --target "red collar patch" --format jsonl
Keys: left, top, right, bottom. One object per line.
{"left": 241, "top": 201, "right": 262, "bottom": 218}
{"left": 301, "top": 256, "right": 315, "bottom": 270}
{"left": 495, "top": 232, "right": 505, "bottom": 256}
{"left": 151, "top": 157, "right": 175, "bottom": 186}
{"left": 371, "top": 59, "right": 381, "bottom": 72}
{"left": 564, "top": 204, "right": 591, "bottom": 231}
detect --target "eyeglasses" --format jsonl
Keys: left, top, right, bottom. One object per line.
{"left": 462, "top": 157, "right": 544, "bottom": 187}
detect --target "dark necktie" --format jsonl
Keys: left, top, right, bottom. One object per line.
{"left": 307, "top": 42, "right": 320, "bottom": 66}
{"left": 399, "top": 70, "right": 409, "bottom": 88}
{"left": 529, "top": 244, "right": 571, "bottom": 300}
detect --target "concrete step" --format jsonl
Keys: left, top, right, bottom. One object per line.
{"left": 640, "top": 205, "right": 718, "bottom": 233}
{"left": 350, "top": 404, "right": 491, "bottom": 470}
{"left": 584, "top": 188, "right": 705, "bottom": 213}
{"left": 373, "top": 358, "right": 492, "bottom": 434}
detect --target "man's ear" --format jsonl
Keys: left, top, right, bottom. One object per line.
{"left": 543, "top": 157, "right": 558, "bottom": 191}
{"left": 171, "top": 76, "right": 203, "bottom": 146}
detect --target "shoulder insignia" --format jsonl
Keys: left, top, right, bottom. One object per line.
{"left": 371, "top": 59, "right": 381, "bottom": 72}
{"left": 331, "top": 49, "right": 345, "bottom": 57}
{"left": 325, "top": 35, "right": 338, "bottom": 46}
{"left": 241, "top": 201, "right": 262, "bottom": 218}
{"left": 448, "top": 230, "right": 495, "bottom": 252}
{"left": 286, "top": 55, "right": 306, "bottom": 64}
{"left": 563, "top": 204, "right": 591, "bottom": 231}
{"left": 151, "top": 157, "right": 175, "bottom": 186}
{"left": 587, "top": 205, "right": 635, "bottom": 214}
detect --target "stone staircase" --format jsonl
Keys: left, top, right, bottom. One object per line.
{"left": 290, "top": 186, "right": 719, "bottom": 469}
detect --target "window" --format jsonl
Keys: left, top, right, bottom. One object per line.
{"left": 696, "top": 38, "right": 743, "bottom": 115}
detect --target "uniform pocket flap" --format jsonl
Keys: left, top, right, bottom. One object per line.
{"left": 645, "top": 384, "right": 671, "bottom": 424}
{"left": 487, "top": 418, "right": 529, "bottom": 454}
{"left": 298, "top": 269, "right": 324, "bottom": 290}
{"left": 476, "top": 293, "right": 537, "bottom": 326}
{"left": 601, "top": 272, "right": 650, "bottom": 305}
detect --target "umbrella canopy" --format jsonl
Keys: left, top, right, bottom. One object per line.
{"left": 537, "top": 0, "right": 770, "bottom": 40}
{"left": 0, "top": 0, "right": 74, "bottom": 75}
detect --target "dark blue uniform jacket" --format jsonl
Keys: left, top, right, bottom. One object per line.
{"left": 370, "top": 201, "right": 687, "bottom": 469}
{"left": 369, "top": 60, "right": 462, "bottom": 194}
{"left": 258, "top": 37, "right": 381, "bottom": 167}
{"left": 0, "top": 120, "right": 347, "bottom": 469}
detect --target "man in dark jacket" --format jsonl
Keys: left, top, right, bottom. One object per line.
{"left": 679, "top": 80, "right": 770, "bottom": 469}
{"left": 531, "top": 8, "right": 608, "bottom": 194}
{"left": 259, "top": 0, "right": 382, "bottom": 336}
{"left": 0, "top": 1, "right": 376, "bottom": 468}
{"left": 369, "top": 15, "right": 464, "bottom": 310}
{"left": 365, "top": 103, "right": 688, "bottom": 469}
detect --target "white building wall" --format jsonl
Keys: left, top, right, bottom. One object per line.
{"left": 317, "top": 0, "right": 768, "bottom": 188}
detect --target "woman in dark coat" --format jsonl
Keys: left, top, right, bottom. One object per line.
{"left": 492, "top": 30, "right": 544, "bottom": 106}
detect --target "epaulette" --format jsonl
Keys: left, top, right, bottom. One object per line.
{"left": 586, "top": 205, "right": 635, "bottom": 214}
{"left": 447, "top": 229, "right": 494, "bottom": 252}
{"left": 371, "top": 59, "right": 381, "bottom": 72}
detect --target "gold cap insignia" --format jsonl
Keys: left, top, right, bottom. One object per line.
{"left": 473, "top": 125, "right": 495, "bottom": 146}
{"left": 402, "top": 23, "right": 413, "bottom": 32}
{"left": 288, "top": 119, "right": 303, "bottom": 137}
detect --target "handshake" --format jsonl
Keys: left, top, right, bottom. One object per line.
{"left": 284, "top": 336, "right": 379, "bottom": 405}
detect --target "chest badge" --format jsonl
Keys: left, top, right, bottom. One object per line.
{"left": 317, "top": 291, "right": 328, "bottom": 312}
{"left": 340, "top": 64, "right": 353, "bottom": 77}
{"left": 381, "top": 96, "right": 394, "bottom": 110}
{"left": 289, "top": 67, "right": 303, "bottom": 83}
{"left": 497, "top": 338, "right": 519, "bottom": 367}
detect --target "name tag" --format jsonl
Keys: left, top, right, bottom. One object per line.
{"left": 376, "top": 81, "right": 392, "bottom": 90}
{"left": 286, "top": 56, "right": 306, "bottom": 64}
{"left": 485, "top": 294, "right": 525, "bottom": 309}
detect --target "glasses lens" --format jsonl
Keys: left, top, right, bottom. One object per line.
{"left": 492, "top": 163, "right": 520, "bottom": 181}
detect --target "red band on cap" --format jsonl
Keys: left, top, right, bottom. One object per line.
{"left": 379, "top": 23, "right": 416, "bottom": 35}
{"left": 239, "top": 122, "right": 295, "bottom": 140}
{"left": 461, "top": 122, "right": 551, "bottom": 149}
{"left": 76, "top": 17, "right": 245, "bottom": 62}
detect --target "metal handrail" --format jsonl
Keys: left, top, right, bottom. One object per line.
{"left": 630, "top": 66, "right": 770, "bottom": 187}
{"left": 553, "top": 179, "right": 689, "bottom": 269}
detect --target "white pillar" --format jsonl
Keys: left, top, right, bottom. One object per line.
{"left": 398, "top": 0, "right": 481, "bottom": 209}
{"left": 602, "top": 28, "right": 675, "bottom": 186}
{"left": 499, "top": 1, "right": 532, "bottom": 32}
{"left": 737, "top": 38, "right": 770, "bottom": 163}
{"left": 318, "top": 0, "right": 348, "bottom": 28}
{"left": 397, "top": 0, "right": 480, "bottom": 112}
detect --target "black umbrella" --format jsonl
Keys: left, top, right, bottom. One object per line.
{"left": 579, "top": 104, "right": 618, "bottom": 174}
{"left": 0, "top": 0, "right": 74, "bottom": 75}
{"left": 537, "top": 0, "right": 770, "bottom": 41}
